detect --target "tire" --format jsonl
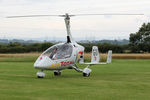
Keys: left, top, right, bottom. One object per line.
{"left": 37, "top": 72, "right": 45, "bottom": 78}
{"left": 54, "top": 72, "right": 61, "bottom": 76}
{"left": 37, "top": 76, "right": 44, "bottom": 78}
{"left": 83, "top": 73, "right": 90, "bottom": 77}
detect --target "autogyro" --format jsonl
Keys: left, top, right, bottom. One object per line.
{"left": 7, "top": 13, "right": 143, "bottom": 78}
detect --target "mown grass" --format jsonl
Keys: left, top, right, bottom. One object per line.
{"left": 0, "top": 55, "right": 150, "bottom": 100}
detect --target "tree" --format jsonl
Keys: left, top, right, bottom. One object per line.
{"left": 41, "top": 42, "right": 53, "bottom": 51}
{"left": 7, "top": 42, "right": 22, "bottom": 47}
{"left": 129, "top": 22, "right": 150, "bottom": 52}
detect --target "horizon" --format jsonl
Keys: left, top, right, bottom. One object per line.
{"left": 0, "top": 36, "right": 129, "bottom": 42}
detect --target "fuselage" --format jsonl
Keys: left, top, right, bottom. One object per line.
{"left": 34, "top": 42, "right": 84, "bottom": 70}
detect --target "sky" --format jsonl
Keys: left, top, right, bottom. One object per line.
{"left": 0, "top": 0, "right": 150, "bottom": 41}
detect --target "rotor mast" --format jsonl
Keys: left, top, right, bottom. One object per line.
{"left": 64, "top": 13, "right": 73, "bottom": 43}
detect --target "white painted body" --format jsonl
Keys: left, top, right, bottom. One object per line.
{"left": 34, "top": 42, "right": 85, "bottom": 70}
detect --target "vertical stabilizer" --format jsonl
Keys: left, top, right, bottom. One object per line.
{"left": 91, "top": 46, "right": 100, "bottom": 63}
{"left": 106, "top": 50, "right": 112, "bottom": 64}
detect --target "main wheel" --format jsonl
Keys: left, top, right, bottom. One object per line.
{"left": 83, "top": 73, "right": 90, "bottom": 77}
{"left": 54, "top": 72, "right": 61, "bottom": 76}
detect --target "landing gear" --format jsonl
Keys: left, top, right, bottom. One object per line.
{"left": 82, "top": 67, "right": 92, "bottom": 77}
{"left": 37, "top": 71, "right": 45, "bottom": 78}
{"left": 54, "top": 70, "right": 61, "bottom": 76}
{"left": 73, "top": 65, "right": 92, "bottom": 77}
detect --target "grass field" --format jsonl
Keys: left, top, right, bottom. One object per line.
{"left": 0, "top": 55, "right": 150, "bottom": 100}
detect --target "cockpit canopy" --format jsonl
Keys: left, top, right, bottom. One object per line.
{"left": 42, "top": 43, "right": 73, "bottom": 60}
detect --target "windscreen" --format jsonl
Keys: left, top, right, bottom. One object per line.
{"left": 42, "top": 43, "right": 73, "bottom": 60}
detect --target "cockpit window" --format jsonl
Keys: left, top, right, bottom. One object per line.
{"left": 42, "top": 43, "right": 73, "bottom": 60}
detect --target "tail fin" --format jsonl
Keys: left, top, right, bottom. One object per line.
{"left": 106, "top": 50, "right": 112, "bottom": 64}
{"left": 91, "top": 46, "right": 100, "bottom": 63}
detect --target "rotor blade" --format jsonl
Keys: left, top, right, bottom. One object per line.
{"left": 6, "top": 13, "right": 144, "bottom": 18}
{"left": 73, "top": 13, "right": 144, "bottom": 16}
{"left": 6, "top": 15, "right": 64, "bottom": 18}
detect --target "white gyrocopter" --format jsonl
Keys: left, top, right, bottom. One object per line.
{"left": 7, "top": 13, "right": 143, "bottom": 78}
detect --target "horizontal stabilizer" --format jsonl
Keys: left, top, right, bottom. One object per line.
{"left": 82, "top": 62, "right": 107, "bottom": 65}
{"left": 80, "top": 47, "right": 112, "bottom": 65}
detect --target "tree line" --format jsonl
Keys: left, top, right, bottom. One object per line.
{"left": 0, "top": 42, "right": 53, "bottom": 53}
{"left": 0, "top": 42, "right": 131, "bottom": 53}
{"left": 0, "top": 40, "right": 148, "bottom": 53}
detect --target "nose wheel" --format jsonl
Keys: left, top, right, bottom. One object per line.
{"left": 37, "top": 71, "right": 45, "bottom": 78}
